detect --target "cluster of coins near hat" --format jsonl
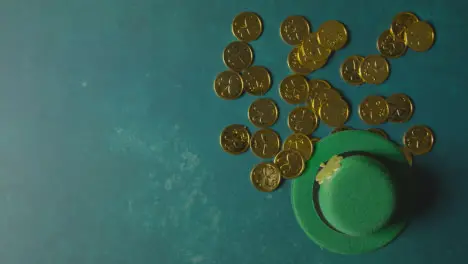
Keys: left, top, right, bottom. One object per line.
{"left": 215, "top": 11, "right": 436, "bottom": 192}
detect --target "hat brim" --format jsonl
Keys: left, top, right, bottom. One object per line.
{"left": 291, "top": 130, "right": 409, "bottom": 254}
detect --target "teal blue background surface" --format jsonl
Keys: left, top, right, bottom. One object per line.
{"left": 0, "top": 0, "right": 464, "bottom": 263}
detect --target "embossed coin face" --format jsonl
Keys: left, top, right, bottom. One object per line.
{"left": 406, "top": 21, "right": 435, "bottom": 52}
{"left": 248, "top": 98, "right": 279, "bottom": 128}
{"left": 223, "top": 41, "right": 253, "bottom": 72}
{"left": 287, "top": 47, "right": 313, "bottom": 75}
{"left": 283, "top": 133, "right": 314, "bottom": 160}
{"left": 213, "top": 71, "right": 244, "bottom": 100}
{"left": 403, "top": 125, "right": 435, "bottom": 155}
{"left": 340, "top": 55, "right": 365, "bottom": 86}
{"left": 250, "top": 162, "right": 281, "bottom": 192}
{"left": 288, "top": 106, "right": 318, "bottom": 134}
{"left": 391, "top": 12, "right": 419, "bottom": 40}
{"left": 220, "top": 124, "right": 251, "bottom": 154}
{"left": 310, "top": 87, "right": 341, "bottom": 116}
{"left": 279, "top": 74, "right": 309, "bottom": 104}
{"left": 359, "top": 55, "right": 390, "bottom": 84}
{"left": 358, "top": 95, "right": 390, "bottom": 125}
{"left": 242, "top": 66, "right": 272, "bottom": 95}
{"left": 280, "top": 16, "right": 311, "bottom": 46}
{"left": 274, "top": 149, "right": 305, "bottom": 179}
{"left": 319, "top": 98, "right": 350, "bottom": 127}
{"left": 317, "top": 20, "right": 348, "bottom": 50}
{"left": 377, "top": 30, "right": 407, "bottom": 58}
{"left": 386, "top": 93, "right": 414, "bottom": 123}
{"left": 300, "top": 32, "right": 332, "bottom": 63}
{"left": 367, "top": 128, "right": 389, "bottom": 139}
{"left": 250, "top": 129, "right": 281, "bottom": 158}
{"left": 232, "top": 12, "right": 263, "bottom": 42}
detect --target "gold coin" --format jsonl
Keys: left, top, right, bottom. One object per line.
{"left": 274, "top": 149, "right": 305, "bottom": 179}
{"left": 280, "top": 16, "right": 311, "bottom": 46}
{"left": 242, "top": 66, "right": 272, "bottom": 95}
{"left": 401, "top": 147, "right": 413, "bottom": 166}
{"left": 288, "top": 106, "right": 319, "bottom": 134}
{"left": 279, "top": 74, "right": 309, "bottom": 104}
{"left": 319, "top": 98, "right": 350, "bottom": 127}
{"left": 307, "top": 79, "right": 332, "bottom": 111}
{"left": 377, "top": 30, "right": 407, "bottom": 58}
{"left": 359, "top": 55, "right": 390, "bottom": 84}
{"left": 331, "top": 126, "right": 353, "bottom": 134}
{"left": 213, "top": 71, "right": 244, "bottom": 100}
{"left": 358, "top": 95, "right": 390, "bottom": 125}
{"left": 220, "top": 124, "right": 251, "bottom": 154}
{"left": 403, "top": 125, "right": 435, "bottom": 155}
{"left": 283, "top": 133, "right": 314, "bottom": 160}
{"left": 223, "top": 41, "right": 253, "bottom": 72}
{"left": 287, "top": 47, "right": 313, "bottom": 75}
{"left": 317, "top": 20, "right": 348, "bottom": 50}
{"left": 308, "top": 79, "right": 332, "bottom": 90}
{"left": 300, "top": 32, "right": 332, "bottom": 63}
{"left": 251, "top": 129, "right": 281, "bottom": 158}
{"left": 406, "top": 21, "right": 435, "bottom": 52}
{"left": 390, "top": 12, "right": 419, "bottom": 41}
{"left": 250, "top": 162, "right": 281, "bottom": 192}
{"left": 340, "top": 55, "right": 365, "bottom": 86}
{"left": 310, "top": 88, "right": 341, "bottom": 116}
{"left": 248, "top": 98, "right": 279, "bottom": 128}
{"left": 386, "top": 93, "right": 414, "bottom": 123}
{"left": 367, "top": 128, "right": 389, "bottom": 139}
{"left": 232, "top": 12, "right": 263, "bottom": 42}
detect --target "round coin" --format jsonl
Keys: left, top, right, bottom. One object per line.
{"left": 403, "top": 125, "right": 435, "bottom": 155}
{"left": 340, "top": 55, "right": 365, "bottom": 86}
{"left": 377, "top": 30, "right": 407, "bottom": 58}
{"left": 250, "top": 129, "right": 281, "bottom": 158}
{"left": 300, "top": 32, "right": 332, "bottom": 63}
{"left": 279, "top": 74, "right": 309, "bottom": 104}
{"left": 406, "top": 21, "right": 435, "bottom": 52}
{"left": 274, "top": 149, "right": 305, "bottom": 179}
{"left": 358, "top": 95, "right": 390, "bottom": 125}
{"left": 213, "top": 71, "right": 244, "bottom": 99}
{"left": 283, "top": 133, "right": 314, "bottom": 160}
{"left": 319, "top": 98, "right": 350, "bottom": 127}
{"left": 367, "top": 128, "right": 389, "bottom": 139}
{"left": 386, "top": 93, "right": 414, "bottom": 123}
{"left": 317, "top": 20, "right": 348, "bottom": 50}
{"left": 280, "top": 16, "right": 311, "bottom": 46}
{"left": 310, "top": 88, "right": 341, "bottom": 116}
{"left": 220, "top": 124, "right": 251, "bottom": 154}
{"left": 390, "top": 12, "right": 419, "bottom": 41}
{"left": 248, "top": 98, "right": 279, "bottom": 128}
{"left": 242, "top": 66, "right": 272, "bottom": 95}
{"left": 232, "top": 12, "right": 263, "bottom": 42}
{"left": 288, "top": 106, "right": 319, "bottom": 134}
{"left": 359, "top": 55, "right": 390, "bottom": 84}
{"left": 223, "top": 41, "right": 253, "bottom": 72}
{"left": 287, "top": 47, "right": 313, "bottom": 75}
{"left": 250, "top": 162, "right": 282, "bottom": 192}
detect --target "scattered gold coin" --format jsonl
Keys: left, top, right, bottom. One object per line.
{"left": 274, "top": 149, "right": 305, "bottom": 179}
{"left": 367, "top": 128, "right": 389, "bottom": 139}
{"left": 280, "top": 16, "right": 311, "bottom": 46}
{"left": 223, "top": 41, "right": 253, "bottom": 72}
{"left": 386, "top": 93, "right": 414, "bottom": 123}
{"left": 220, "top": 124, "right": 251, "bottom": 154}
{"left": 250, "top": 162, "right": 282, "bottom": 192}
{"left": 242, "top": 66, "right": 272, "bottom": 95}
{"left": 358, "top": 95, "right": 390, "bottom": 125}
{"left": 232, "top": 12, "right": 263, "bottom": 42}
{"left": 317, "top": 20, "right": 348, "bottom": 50}
{"left": 213, "top": 71, "right": 244, "bottom": 99}
{"left": 377, "top": 30, "right": 407, "bottom": 58}
{"left": 279, "top": 74, "right": 310, "bottom": 104}
{"left": 248, "top": 98, "right": 279, "bottom": 128}
{"left": 359, "top": 55, "right": 390, "bottom": 84}
{"left": 283, "top": 133, "right": 314, "bottom": 160}
{"left": 390, "top": 12, "right": 419, "bottom": 40}
{"left": 308, "top": 79, "right": 332, "bottom": 91}
{"left": 331, "top": 126, "right": 353, "bottom": 134}
{"left": 251, "top": 129, "right": 281, "bottom": 158}
{"left": 300, "top": 32, "right": 332, "bottom": 63}
{"left": 287, "top": 47, "right": 313, "bottom": 75}
{"left": 401, "top": 147, "right": 413, "bottom": 166}
{"left": 340, "top": 55, "right": 365, "bottom": 86}
{"left": 319, "top": 98, "right": 350, "bottom": 127}
{"left": 310, "top": 87, "right": 341, "bottom": 116}
{"left": 403, "top": 125, "right": 435, "bottom": 155}
{"left": 406, "top": 21, "right": 435, "bottom": 52}
{"left": 288, "top": 106, "right": 319, "bottom": 134}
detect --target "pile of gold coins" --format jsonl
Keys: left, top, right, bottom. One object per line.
{"left": 216, "top": 12, "right": 436, "bottom": 193}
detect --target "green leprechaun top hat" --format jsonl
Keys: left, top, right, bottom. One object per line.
{"left": 292, "top": 130, "right": 411, "bottom": 254}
